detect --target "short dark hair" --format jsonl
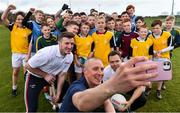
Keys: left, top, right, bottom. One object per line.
{"left": 118, "top": 15, "right": 121, "bottom": 18}
{"left": 121, "top": 11, "right": 129, "bottom": 16}
{"left": 66, "top": 21, "right": 79, "bottom": 27}
{"left": 126, "top": 4, "right": 135, "bottom": 11}
{"left": 135, "top": 16, "right": 144, "bottom": 23}
{"left": 66, "top": 9, "right": 73, "bottom": 14}
{"left": 90, "top": 9, "right": 98, "bottom": 14}
{"left": 15, "top": 11, "right": 25, "bottom": 20}
{"left": 88, "top": 14, "right": 95, "bottom": 17}
{"left": 41, "top": 22, "right": 50, "bottom": 29}
{"left": 106, "top": 16, "right": 115, "bottom": 23}
{"left": 80, "top": 22, "right": 91, "bottom": 27}
{"left": 115, "top": 18, "right": 122, "bottom": 22}
{"left": 122, "top": 18, "right": 131, "bottom": 24}
{"left": 58, "top": 31, "right": 75, "bottom": 41}
{"left": 108, "top": 51, "right": 121, "bottom": 61}
{"left": 73, "top": 13, "right": 81, "bottom": 17}
{"left": 151, "top": 19, "right": 162, "bottom": 27}
{"left": 99, "top": 12, "right": 105, "bottom": 16}
{"left": 80, "top": 12, "right": 86, "bottom": 16}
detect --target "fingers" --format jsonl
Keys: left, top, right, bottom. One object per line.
{"left": 8, "top": 5, "right": 16, "bottom": 10}
{"left": 51, "top": 76, "right": 56, "bottom": 81}
{"left": 46, "top": 75, "right": 56, "bottom": 85}
{"left": 129, "top": 62, "right": 158, "bottom": 75}
{"left": 49, "top": 76, "right": 56, "bottom": 85}
{"left": 130, "top": 72, "right": 157, "bottom": 83}
{"left": 116, "top": 60, "right": 157, "bottom": 78}
{"left": 30, "top": 8, "right": 35, "bottom": 13}
{"left": 125, "top": 56, "right": 148, "bottom": 68}
{"left": 130, "top": 80, "right": 152, "bottom": 88}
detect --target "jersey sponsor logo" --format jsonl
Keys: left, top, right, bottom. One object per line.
{"left": 30, "top": 84, "right": 36, "bottom": 89}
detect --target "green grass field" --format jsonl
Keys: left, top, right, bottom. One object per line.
{"left": 0, "top": 24, "right": 180, "bottom": 112}
{"left": 0, "top": 25, "right": 53, "bottom": 112}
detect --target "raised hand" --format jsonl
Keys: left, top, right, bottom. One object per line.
{"left": 30, "top": 8, "right": 35, "bottom": 13}
{"left": 8, "top": 4, "right": 16, "bottom": 10}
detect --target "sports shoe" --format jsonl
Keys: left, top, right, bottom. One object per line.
{"left": 161, "top": 82, "right": 166, "bottom": 90}
{"left": 156, "top": 90, "right": 162, "bottom": 100}
{"left": 44, "top": 93, "right": 52, "bottom": 101}
{"left": 145, "top": 88, "right": 151, "bottom": 96}
{"left": 11, "top": 89, "right": 17, "bottom": 96}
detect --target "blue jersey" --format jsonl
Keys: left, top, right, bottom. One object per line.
{"left": 88, "top": 27, "right": 96, "bottom": 35}
{"left": 51, "top": 28, "right": 61, "bottom": 38}
{"left": 31, "top": 21, "right": 42, "bottom": 53}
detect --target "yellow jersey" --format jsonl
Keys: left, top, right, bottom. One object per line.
{"left": 130, "top": 38, "right": 153, "bottom": 59}
{"left": 92, "top": 31, "right": 113, "bottom": 66}
{"left": 149, "top": 31, "right": 171, "bottom": 59}
{"left": 75, "top": 34, "right": 93, "bottom": 58}
{"left": 10, "top": 24, "right": 31, "bottom": 54}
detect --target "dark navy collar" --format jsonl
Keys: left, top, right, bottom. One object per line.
{"left": 80, "top": 76, "right": 89, "bottom": 89}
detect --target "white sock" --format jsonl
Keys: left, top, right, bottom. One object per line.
{"left": 12, "top": 85, "right": 17, "bottom": 90}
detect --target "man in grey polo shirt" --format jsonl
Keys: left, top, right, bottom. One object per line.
{"left": 24, "top": 32, "right": 74, "bottom": 112}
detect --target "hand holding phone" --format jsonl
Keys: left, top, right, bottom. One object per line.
{"left": 135, "top": 59, "right": 172, "bottom": 81}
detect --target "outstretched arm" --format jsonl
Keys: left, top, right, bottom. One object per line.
{"left": 22, "top": 8, "right": 35, "bottom": 29}
{"left": 1, "top": 4, "right": 16, "bottom": 26}
{"left": 72, "top": 57, "right": 158, "bottom": 111}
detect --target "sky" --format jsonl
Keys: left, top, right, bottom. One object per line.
{"left": 0, "top": 0, "right": 179, "bottom": 16}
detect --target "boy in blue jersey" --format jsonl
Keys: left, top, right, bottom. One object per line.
{"left": 126, "top": 5, "right": 137, "bottom": 32}
{"left": 46, "top": 16, "right": 61, "bottom": 37}
{"left": 87, "top": 14, "right": 96, "bottom": 35}
{"left": 22, "top": 8, "right": 44, "bottom": 60}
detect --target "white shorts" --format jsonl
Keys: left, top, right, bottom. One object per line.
{"left": 12, "top": 53, "right": 27, "bottom": 68}
{"left": 74, "top": 64, "right": 83, "bottom": 73}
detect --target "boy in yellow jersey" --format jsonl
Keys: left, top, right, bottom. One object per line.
{"left": 91, "top": 16, "right": 115, "bottom": 67}
{"left": 1, "top": 5, "right": 31, "bottom": 96}
{"left": 74, "top": 22, "right": 93, "bottom": 79}
{"left": 130, "top": 25, "right": 153, "bottom": 97}
{"left": 149, "top": 20, "right": 173, "bottom": 100}
{"left": 130, "top": 25, "right": 153, "bottom": 59}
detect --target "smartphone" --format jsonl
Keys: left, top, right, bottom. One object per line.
{"left": 135, "top": 59, "right": 172, "bottom": 81}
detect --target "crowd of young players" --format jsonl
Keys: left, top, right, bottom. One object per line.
{"left": 1, "top": 3, "right": 180, "bottom": 112}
